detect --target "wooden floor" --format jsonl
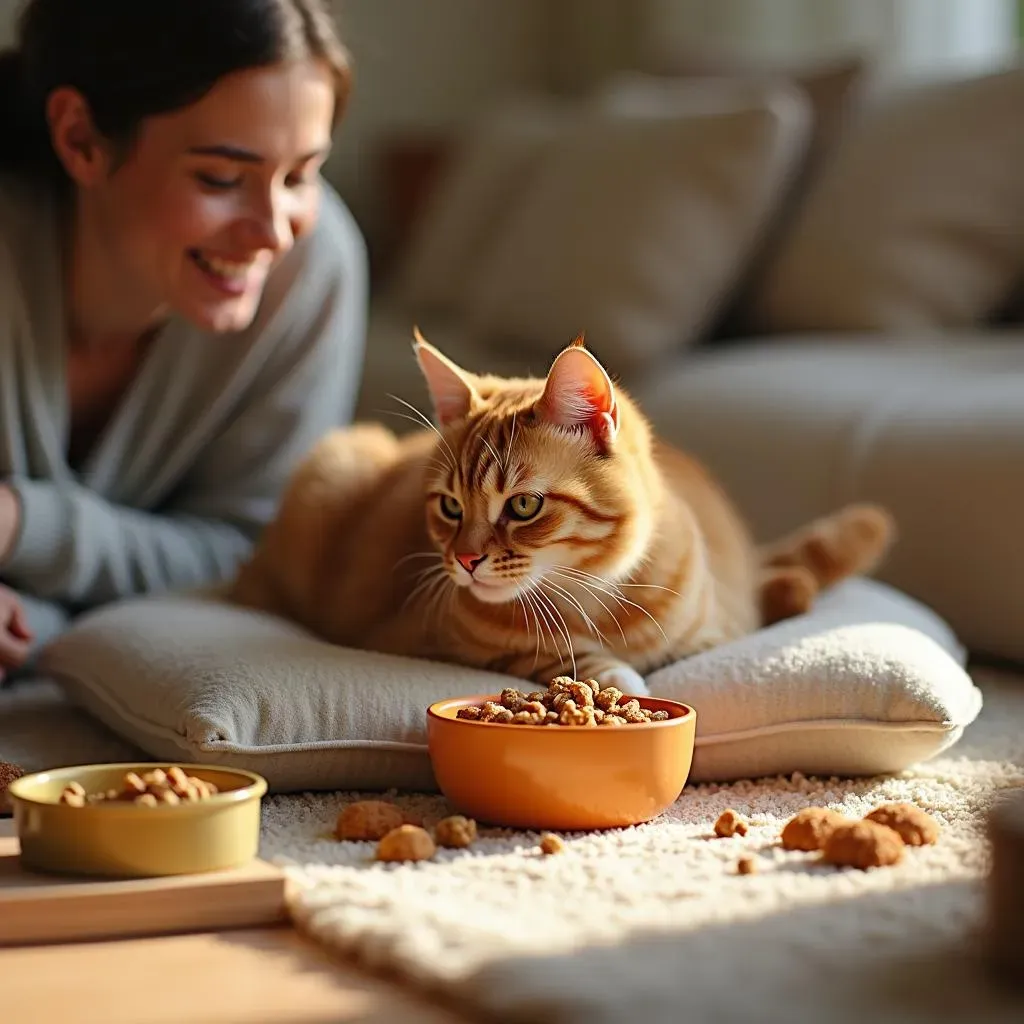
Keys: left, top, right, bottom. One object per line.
{"left": 0, "top": 814, "right": 474, "bottom": 1024}
{"left": 0, "top": 925, "right": 475, "bottom": 1024}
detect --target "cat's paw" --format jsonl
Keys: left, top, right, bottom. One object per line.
{"left": 586, "top": 662, "right": 649, "bottom": 698}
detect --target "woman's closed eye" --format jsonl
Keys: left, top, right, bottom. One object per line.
{"left": 194, "top": 166, "right": 319, "bottom": 193}
{"left": 195, "top": 171, "right": 243, "bottom": 191}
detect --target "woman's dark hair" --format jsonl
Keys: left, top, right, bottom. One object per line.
{"left": 0, "top": 0, "right": 351, "bottom": 181}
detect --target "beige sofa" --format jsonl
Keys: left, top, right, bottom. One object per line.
{"left": 352, "top": 58, "right": 1024, "bottom": 666}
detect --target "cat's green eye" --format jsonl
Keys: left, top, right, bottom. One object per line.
{"left": 439, "top": 494, "right": 463, "bottom": 520}
{"left": 506, "top": 493, "right": 544, "bottom": 521}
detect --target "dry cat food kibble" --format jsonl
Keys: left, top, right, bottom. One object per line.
{"left": 736, "top": 856, "right": 758, "bottom": 876}
{"left": 335, "top": 800, "right": 406, "bottom": 841}
{"left": 822, "top": 819, "right": 905, "bottom": 870}
{"left": 434, "top": 815, "right": 477, "bottom": 849}
{"left": 539, "top": 833, "right": 566, "bottom": 855}
{"left": 57, "top": 767, "right": 219, "bottom": 808}
{"left": 333, "top": 800, "right": 480, "bottom": 859}
{"left": 375, "top": 824, "right": 437, "bottom": 863}
{"left": 780, "top": 807, "right": 849, "bottom": 852}
{"left": 0, "top": 760, "right": 24, "bottom": 815}
{"left": 456, "top": 677, "right": 671, "bottom": 727}
{"left": 779, "top": 803, "right": 940, "bottom": 867}
{"left": 714, "top": 809, "right": 749, "bottom": 838}
{"left": 864, "top": 802, "right": 940, "bottom": 846}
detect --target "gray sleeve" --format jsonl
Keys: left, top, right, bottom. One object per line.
{"left": 1, "top": 190, "right": 369, "bottom": 608}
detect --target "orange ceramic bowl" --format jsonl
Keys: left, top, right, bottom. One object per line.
{"left": 426, "top": 694, "right": 696, "bottom": 831}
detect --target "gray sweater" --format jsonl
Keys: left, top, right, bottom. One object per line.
{"left": 0, "top": 173, "right": 368, "bottom": 614}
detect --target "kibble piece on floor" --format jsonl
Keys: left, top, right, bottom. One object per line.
{"left": 376, "top": 825, "right": 437, "bottom": 862}
{"left": 336, "top": 800, "right": 405, "bottom": 841}
{"left": 864, "top": 803, "right": 939, "bottom": 846}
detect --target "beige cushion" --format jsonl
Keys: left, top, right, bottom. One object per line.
{"left": 36, "top": 578, "right": 979, "bottom": 791}
{"left": 751, "top": 67, "right": 1024, "bottom": 333}
{"left": 463, "top": 85, "right": 811, "bottom": 377}
{"left": 638, "top": 333, "right": 1024, "bottom": 662}
{"left": 627, "top": 54, "right": 868, "bottom": 167}
{"left": 391, "top": 98, "right": 568, "bottom": 316}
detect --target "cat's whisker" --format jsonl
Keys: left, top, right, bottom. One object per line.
{"left": 527, "top": 596, "right": 541, "bottom": 671}
{"left": 479, "top": 435, "right": 501, "bottom": 470}
{"left": 410, "top": 563, "right": 446, "bottom": 584}
{"left": 402, "top": 565, "right": 450, "bottom": 615}
{"left": 514, "top": 594, "right": 541, "bottom": 672}
{"left": 380, "top": 410, "right": 456, "bottom": 473}
{"left": 524, "top": 589, "right": 556, "bottom": 665}
{"left": 553, "top": 566, "right": 669, "bottom": 645}
{"left": 534, "top": 588, "right": 577, "bottom": 679}
{"left": 538, "top": 577, "right": 609, "bottom": 650}
{"left": 616, "top": 577, "right": 682, "bottom": 597}
{"left": 504, "top": 413, "right": 517, "bottom": 471}
{"left": 437, "top": 583, "right": 458, "bottom": 630}
{"left": 426, "top": 574, "right": 455, "bottom": 628}
{"left": 392, "top": 551, "right": 443, "bottom": 573}
{"left": 385, "top": 393, "right": 457, "bottom": 472}
{"left": 548, "top": 568, "right": 628, "bottom": 645}
{"left": 567, "top": 571, "right": 668, "bottom": 642}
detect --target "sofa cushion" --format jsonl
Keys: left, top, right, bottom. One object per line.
{"left": 638, "top": 333, "right": 1024, "bottom": 662}
{"left": 616, "top": 54, "right": 867, "bottom": 168}
{"left": 463, "top": 84, "right": 811, "bottom": 377}
{"left": 750, "top": 67, "right": 1024, "bottom": 333}
{"left": 37, "top": 578, "right": 980, "bottom": 791}
{"left": 390, "top": 97, "right": 569, "bottom": 317}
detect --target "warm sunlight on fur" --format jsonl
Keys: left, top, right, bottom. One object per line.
{"left": 230, "top": 330, "right": 895, "bottom": 693}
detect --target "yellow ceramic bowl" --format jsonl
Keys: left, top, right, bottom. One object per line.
{"left": 8, "top": 763, "right": 267, "bottom": 878}
{"left": 426, "top": 694, "right": 696, "bottom": 831}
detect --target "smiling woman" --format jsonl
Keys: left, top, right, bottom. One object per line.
{"left": 0, "top": 1, "right": 368, "bottom": 679}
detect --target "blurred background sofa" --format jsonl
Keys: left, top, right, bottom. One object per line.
{"left": 336, "top": 1, "right": 1024, "bottom": 668}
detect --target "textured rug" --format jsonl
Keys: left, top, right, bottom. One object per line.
{"left": 260, "top": 666, "right": 1024, "bottom": 1024}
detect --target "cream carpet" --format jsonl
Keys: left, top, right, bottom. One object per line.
{"left": 261, "top": 665, "right": 1024, "bottom": 1024}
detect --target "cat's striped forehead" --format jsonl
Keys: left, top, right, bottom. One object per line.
{"left": 430, "top": 374, "right": 607, "bottom": 497}
{"left": 449, "top": 407, "right": 529, "bottom": 494}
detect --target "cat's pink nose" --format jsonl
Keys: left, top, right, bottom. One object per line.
{"left": 456, "top": 552, "right": 487, "bottom": 575}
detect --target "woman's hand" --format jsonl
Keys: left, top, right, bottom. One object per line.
{"left": 0, "top": 584, "right": 33, "bottom": 679}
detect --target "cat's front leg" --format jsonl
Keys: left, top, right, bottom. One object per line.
{"left": 570, "top": 654, "right": 650, "bottom": 698}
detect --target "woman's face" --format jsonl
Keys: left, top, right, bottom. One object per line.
{"left": 84, "top": 59, "right": 337, "bottom": 334}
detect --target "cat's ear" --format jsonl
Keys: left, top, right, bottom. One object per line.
{"left": 412, "top": 327, "right": 478, "bottom": 427}
{"left": 536, "top": 339, "right": 619, "bottom": 450}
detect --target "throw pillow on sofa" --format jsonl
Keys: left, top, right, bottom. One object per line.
{"left": 462, "top": 83, "right": 811, "bottom": 378}
{"left": 750, "top": 65, "right": 1024, "bottom": 333}
{"left": 615, "top": 53, "right": 868, "bottom": 169}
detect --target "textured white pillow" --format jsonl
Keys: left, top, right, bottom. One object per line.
{"left": 463, "top": 84, "right": 811, "bottom": 376}
{"left": 36, "top": 578, "right": 980, "bottom": 791}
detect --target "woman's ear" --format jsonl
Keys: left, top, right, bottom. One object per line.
{"left": 46, "top": 86, "right": 110, "bottom": 187}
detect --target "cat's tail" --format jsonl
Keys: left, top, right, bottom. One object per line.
{"left": 756, "top": 503, "right": 896, "bottom": 626}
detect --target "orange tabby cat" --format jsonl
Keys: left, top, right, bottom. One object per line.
{"left": 230, "top": 331, "right": 894, "bottom": 694}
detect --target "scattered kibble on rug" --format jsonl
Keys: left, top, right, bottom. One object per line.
{"left": 714, "top": 808, "right": 749, "bottom": 837}
{"left": 736, "top": 856, "right": 758, "bottom": 875}
{"left": 320, "top": 793, "right": 941, "bottom": 876}
{"left": 539, "top": 833, "right": 566, "bottom": 855}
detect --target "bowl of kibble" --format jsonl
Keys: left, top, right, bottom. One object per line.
{"left": 427, "top": 677, "right": 696, "bottom": 831}
{"left": 7, "top": 762, "right": 267, "bottom": 878}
